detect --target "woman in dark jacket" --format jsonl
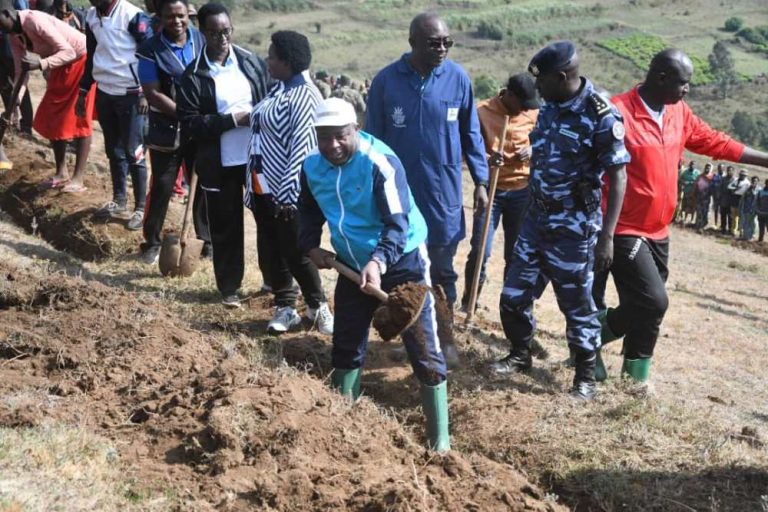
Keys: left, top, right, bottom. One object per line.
{"left": 137, "top": 0, "right": 209, "bottom": 263}
{"left": 176, "top": 2, "right": 269, "bottom": 306}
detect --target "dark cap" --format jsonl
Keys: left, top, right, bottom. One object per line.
{"left": 528, "top": 41, "right": 576, "bottom": 77}
{"left": 506, "top": 73, "right": 540, "bottom": 110}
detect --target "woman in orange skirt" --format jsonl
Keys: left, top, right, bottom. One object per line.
{"left": 0, "top": 3, "right": 95, "bottom": 191}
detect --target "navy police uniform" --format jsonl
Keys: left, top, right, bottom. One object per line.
{"left": 500, "top": 43, "right": 630, "bottom": 355}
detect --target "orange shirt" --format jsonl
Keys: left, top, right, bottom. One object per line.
{"left": 476, "top": 95, "right": 538, "bottom": 191}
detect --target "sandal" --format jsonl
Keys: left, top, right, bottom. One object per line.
{"left": 62, "top": 183, "right": 88, "bottom": 193}
{"left": 42, "top": 177, "right": 70, "bottom": 189}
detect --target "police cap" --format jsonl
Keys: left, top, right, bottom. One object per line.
{"left": 528, "top": 41, "right": 576, "bottom": 77}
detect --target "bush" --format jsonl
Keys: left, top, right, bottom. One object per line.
{"left": 473, "top": 74, "right": 499, "bottom": 100}
{"left": 477, "top": 20, "right": 504, "bottom": 41}
{"left": 737, "top": 27, "right": 767, "bottom": 45}
{"left": 250, "top": 0, "right": 313, "bottom": 12}
{"left": 723, "top": 16, "right": 743, "bottom": 32}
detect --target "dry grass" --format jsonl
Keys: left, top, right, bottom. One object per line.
{"left": 0, "top": 423, "right": 171, "bottom": 512}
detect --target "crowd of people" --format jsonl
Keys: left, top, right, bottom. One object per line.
{"left": 676, "top": 160, "right": 768, "bottom": 241}
{"left": 1, "top": 1, "right": 767, "bottom": 453}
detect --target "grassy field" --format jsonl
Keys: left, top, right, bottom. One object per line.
{"left": 232, "top": 0, "right": 768, "bottom": 165}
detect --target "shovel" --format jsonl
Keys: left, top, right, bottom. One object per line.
{"left": 158, "top": 170, "right": 204, "bottom": 277}
{"left": 325, "top": 257, "right": 428, "bottom": 341}
{"left": 0, "top": 69, "right": 29, "bottom": 166}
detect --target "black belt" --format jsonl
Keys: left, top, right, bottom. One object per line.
{"left": 533, "top": 196, "right": 573, "bottom": 214}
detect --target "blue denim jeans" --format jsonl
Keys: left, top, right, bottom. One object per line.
{"left": 462, "top": 187, "right": 530, "bottom": 306}
{"left": 95, "top": 90, "right": 147, "bottom": 210}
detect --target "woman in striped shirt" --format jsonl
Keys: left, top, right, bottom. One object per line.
{"left": 247, "top": 30, "right": 333, "bottom": 335}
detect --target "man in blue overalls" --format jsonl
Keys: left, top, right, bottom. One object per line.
{"left": 365, "top": 12, "right": 489, "bottom": 321}
{"left": 492, "top": 41, "right": 629, "bottom": 400}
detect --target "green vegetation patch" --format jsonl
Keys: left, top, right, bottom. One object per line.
{"left": 598, "top": 32, "right": 714, "bottom": 85}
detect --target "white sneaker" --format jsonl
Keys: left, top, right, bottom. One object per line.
{"left": 307, "top": 302, "right": 334, "bottom": 335}
{"left": 268, "top": 306, "right": 301, "bottom": 334}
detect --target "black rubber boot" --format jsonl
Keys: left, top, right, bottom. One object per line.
{"left": 489, "top": 345, "right": 532, "bottom": 375}
{"left": 570, "top": 348, "right": 597, "bottom": 401}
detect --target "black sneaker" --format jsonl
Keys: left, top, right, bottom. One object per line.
{"left": 489, "top": 349, "right": 532, "bottom": 375}
{"left": 141, "top": 245, "right": 160, "bottom": 265}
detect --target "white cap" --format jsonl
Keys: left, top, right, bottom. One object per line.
{"left": 314, "top": 98, "right": 357, "bottom": 127}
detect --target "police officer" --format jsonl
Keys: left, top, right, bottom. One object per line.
{"left": 491, "top": 41, "right": 629, "bottom": 400}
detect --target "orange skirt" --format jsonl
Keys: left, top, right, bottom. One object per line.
{"left": 33, "top": 55, "right": 96, "bottom": 140}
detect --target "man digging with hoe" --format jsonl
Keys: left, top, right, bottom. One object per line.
{"left": 299, "top": 98, "right": 450, "bottom": 452}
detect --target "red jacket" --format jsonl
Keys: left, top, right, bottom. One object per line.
{"left": 606, "top": 86, "right": 745, "bottom": 239}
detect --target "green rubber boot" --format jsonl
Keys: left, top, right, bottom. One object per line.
{"left": 420, "top": 381, "right": 451, "bottom": 453}
{"left": 621, "top": 357, "right": 651, "bottom": 383}
{"left": 594, "top": 349, "right": 608, "bottom": 382}
{"left": 331, "top": 368, "right": 361, "bottom": 400}
{"left": 598, "top": 309, "right": 620, "bottom": 344}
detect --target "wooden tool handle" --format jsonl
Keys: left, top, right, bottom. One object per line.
{"left": 0, "top": 69, "right": 28, "bottom": 144}
{"left": 465, "top": 116, "right": 509, "bottom": 324}
{"left": 179, "top": 170, "right": 197, "bottom": 243}
{"left": 327, "top": 258, "right": 389, "bottom": 302}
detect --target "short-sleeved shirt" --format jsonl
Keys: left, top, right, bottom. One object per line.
{"left": 137, "top": 30, "right": 196, "bottom": 85}
{"left": 529, "top": 77, "right": 630, "bottom": 233}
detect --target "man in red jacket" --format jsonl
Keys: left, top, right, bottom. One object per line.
{"left": 593, "top": 49, "right": 768, "bottom": 385}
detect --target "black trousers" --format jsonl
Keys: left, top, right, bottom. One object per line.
{"left": 720, "top": 205, "right": 732, "bottom": 233}
{"left": 143, "top": 148, "right": 210, "bottom": 250}
{"left": 204, "top": 165, "right": 245, "bottom": 297}
{"left": 250, "top": 195, "right": 325, "bottom": 309}
{"left": 759, "top": 215, "right": 768, "bottom": 242}
{"left": 592, "top": 236, "right": 669, "bottom": 359}
{"left": 0, "top": 47, "right": 32, "bottom": 133}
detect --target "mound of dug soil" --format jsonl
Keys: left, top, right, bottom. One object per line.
{"left": 0, "top": 136, "right": 181, "bottom": 260}
{"left": 0, "top": 261, "right": 563, "bottom": 511}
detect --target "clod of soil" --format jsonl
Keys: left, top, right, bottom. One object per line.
{"left": 373, "top": 282, "right": 428, "bottom": 341}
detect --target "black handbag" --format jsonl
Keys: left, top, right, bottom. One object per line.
{"left": 144, "top": 109, "right": 180, "bottom": 152}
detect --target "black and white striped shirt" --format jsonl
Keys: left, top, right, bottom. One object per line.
{"left": 245, "top": 70, "right": 322, "bottom": 207}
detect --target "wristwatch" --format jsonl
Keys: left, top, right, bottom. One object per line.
{"left": 372, "top": 256, "right": 387, "bottom": 275}
{"left": 477, "top": 181, "right": 489, "bottom": 189}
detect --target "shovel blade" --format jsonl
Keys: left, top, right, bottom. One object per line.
{"left": 177, "top": 238, "right": 204, "bottom": 277}
{"left": 159, "top": 234, "right": 181, "bottom": 276}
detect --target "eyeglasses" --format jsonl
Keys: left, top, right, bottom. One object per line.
{"left": 206, "top": 27, "right": 233, "bottom": 40}
{"left": 427, "top": 37, "right": 454, "bottom": 50}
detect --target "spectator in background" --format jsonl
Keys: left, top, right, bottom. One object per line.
{"left": 136, "top": 0, "right": 210, "bottom": 264}
{"left": 77, "top": 0, "right": 150, "bottom": 228}
{"left": 52, "top": 0, "right": 85, "bottom": 32}
{"left": 720, "top": 165, "right": 734, "bottom": 233}
{"left": 739, "top": 176, "right": 759, "bottom": 240}
{"left": 0, "top": 1, "right": 95, "bottom": 191}
{"left": 313, "top": 69, "right": 331, "bottom": 98}
{"left": 711, "top": 163, "right": 724, "bottom": 225}
{"left": 728, "top": 168, "right": 750, "bottom": 235}
{"left": 693, "top": 163, "right": 712, "bottom": 230}
{"left": 244, "top": 30, "right": 333, "bottom": 334}
{"left": 332, "top": 73, "right": 365, "bottom": 126}
{"left": 678, "top": 160, "right": 698, "bottom": 224}
{"left": 460, "top": 73, "right": 538, "bottom": 311}
{"left": 176, "top": 2, "right": 270, "bottom": 307}
{"left": 756, "top": 178, "right": 768, "bottom": 243}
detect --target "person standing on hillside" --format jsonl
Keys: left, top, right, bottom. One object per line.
{"left": 0, "top": 2, "right": 95, "bottom": 190}
{"left": 693, "top": 163, "right": 712, "bottom": 230}
{"left": 739, "top": 176, "right": 759, "bottom": 241}
{"left": 678, "top": 160, "right": 699, "bottom": 225}
{"left": 492, "top": 41, "right": 629, "bottom": 401}
{"left": 365, "top": 12, "right": 489, "bottom": 321}
{"left": 299, "top": 98, "right": 450, "bottom": 452}
{"left": 136, "top": 0, "right": 210, "bottom": 264}
{"left": 176, "top": 3, "right": 270, "bottom": 308}
{"left": 77, "top": 0, "right": 151, "bottom": 228}
{"left": 593, "top": 49, "right": 768, "bottom": 385}
{"left": 460, "top": 73, "right": 539, "bottom": 311}
{"left": 728, "top": 168, "right": 750, "bottom": 235}
{"left": 720, "top": 165, "right": 735, "bottom": 233}
{"left": 711, "top": 163, "right": 724, "bottom": 226}
{"left": 756, "top": 178, "right": 768, "bottom": 243}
